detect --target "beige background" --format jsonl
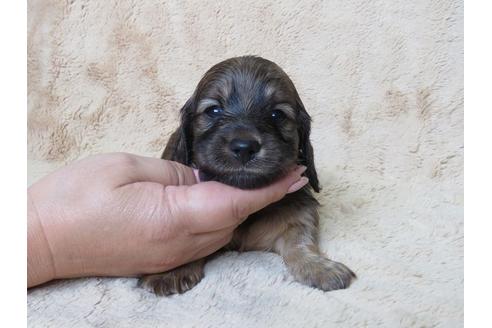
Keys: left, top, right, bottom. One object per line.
{"left": 28, "top": 0, "right": 463, "bottom": 327}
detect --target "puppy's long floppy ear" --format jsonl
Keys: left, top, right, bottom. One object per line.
{"left": 161, "top": 98, "right": 194, "bottom": 165}
{"left": 296, "top": 97, "right": 320, "bottom": 192}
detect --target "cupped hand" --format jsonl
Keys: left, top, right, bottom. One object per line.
{"left": 27, "top": 153, "right": 308, "bottom": 287}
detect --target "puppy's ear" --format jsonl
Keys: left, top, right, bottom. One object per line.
{"left": 161, "top": 98, "right": 194, "bottom": 165}
{"left": 296, "top": 97, "right": 320, "bottom": 192}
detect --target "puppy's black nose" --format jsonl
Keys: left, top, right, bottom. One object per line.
{"left": 229, "top": 138, "right": 261, "bottom": 164}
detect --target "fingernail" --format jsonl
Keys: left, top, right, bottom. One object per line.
{"left": 193, "top": 169, "right": 200, "bottom": 182}
{"left": 296, "top": 165, "right": 307, "bottom": 174}
{"left": 287, "top": 177, "right": 309, "bottom": 193}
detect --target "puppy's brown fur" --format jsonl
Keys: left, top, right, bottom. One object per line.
{"left": 139, "top": 56, "right": 355, "bottom": 295}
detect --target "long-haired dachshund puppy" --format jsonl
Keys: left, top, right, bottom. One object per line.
{"left": 139, "top": 56, "right": 355, "bottom": 296}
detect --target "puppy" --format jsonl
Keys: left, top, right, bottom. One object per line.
{"left": 139, "top": 56, "right": 355, "bottom": 296}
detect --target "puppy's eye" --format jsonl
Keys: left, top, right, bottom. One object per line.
{"left": 271, "top": 110, "right": 286, "bottom": 122}
{"left": 204, "top": 106, "right": 224, "bottom": 118}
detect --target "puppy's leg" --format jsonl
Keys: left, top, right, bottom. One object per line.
{"left": 273, "top": 212, "right": 356, "bottom": 291}
{"left": 138, "top": 258, "right": 205, "bottom": 296}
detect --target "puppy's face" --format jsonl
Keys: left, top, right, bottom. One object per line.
{"left": 168, "top": 56, "right": 319, "bottom": 191}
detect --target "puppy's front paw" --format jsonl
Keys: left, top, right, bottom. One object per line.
{"left": 138, "top": 267, "right": 204, "bottom": 296}
{"left": 292, "top": 258, "right": 356, "bottom": 291}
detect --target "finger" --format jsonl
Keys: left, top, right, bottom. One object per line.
{"left": 287, "top": 176, "right": 309, "bottom": 193}
{"left": 189, "top": 233, "right": 233, "bottom": 263}
{"left": 115, "top": 154, "right": 197, "bottom": 187}
{"left": 161, "top": 229, "right": 233, "bottom": 269}
{"left": 173, "top": 166, "right": 307, "bottom": 233}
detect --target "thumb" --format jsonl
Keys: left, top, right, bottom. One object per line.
{"left": 171, "top": 166, "right": 308, "bottom": 234}
{"left": 115, "top": 154, "right": 197, "bottom": 187}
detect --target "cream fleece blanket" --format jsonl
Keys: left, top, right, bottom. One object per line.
{"left": 27, "top": 0, "right": 463, "bottom": 327}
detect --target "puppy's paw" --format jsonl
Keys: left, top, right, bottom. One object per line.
{"left": 138, "top": 268, "right": 204, "bottom": 296}
{"left": 292, "top": 258, "right": 356, "bottom": 291}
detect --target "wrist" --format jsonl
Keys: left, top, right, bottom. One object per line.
{"left": 27, "top": 190, "right": 56, "bottom": 287}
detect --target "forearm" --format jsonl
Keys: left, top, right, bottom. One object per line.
{"left": 27, "top": 192, "right": 56, "bottom": 288}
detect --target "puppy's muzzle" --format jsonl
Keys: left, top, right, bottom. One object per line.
{"left": 229, "top": 138, "right": 261, "bottom": 164}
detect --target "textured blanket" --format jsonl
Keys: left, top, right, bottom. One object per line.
{"left": 27, "top": 0, "right": 463, "bottom": 327}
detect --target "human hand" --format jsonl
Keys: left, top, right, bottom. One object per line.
{"left": 27, "top": 153, "right": 308, "bottom": 287}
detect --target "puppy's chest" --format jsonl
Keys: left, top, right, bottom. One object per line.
{"left": 227, "top": 189, "right": 319, "bottom": 252}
